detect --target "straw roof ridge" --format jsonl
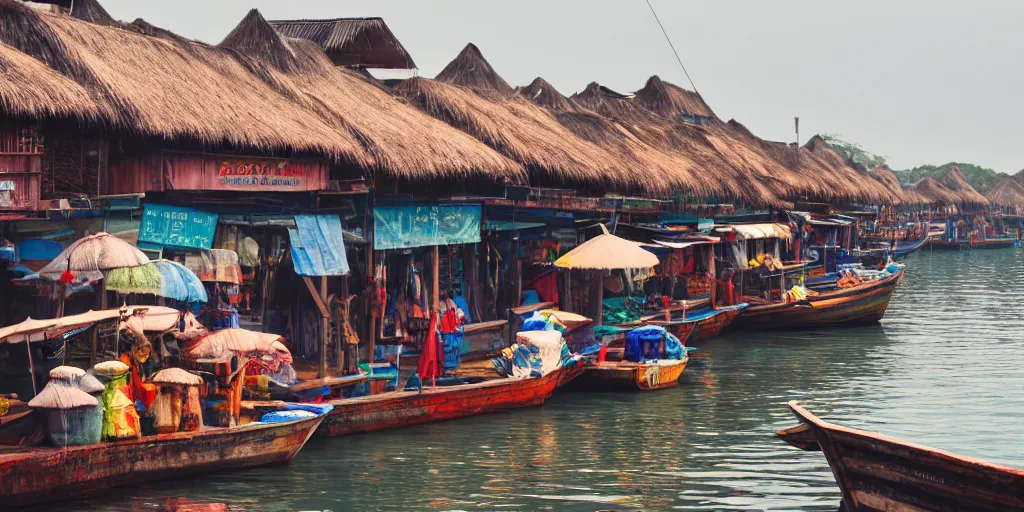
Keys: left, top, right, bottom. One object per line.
{"left": 268, "top": 17, "right": 416, "bottom": 69}
{"left": 67, "top": 0, "right": 116, "bottom": 27}
{"left": 867, "top": 164, "right": 908, "bottom": 205}
{"left": 906, "top": 176, "right": 959, "bottom": 206}
{"left": 0, "top": 0, "right": 93, "bottom": 82}
{"left": 396, "top": 76, "right": 631, "bottom": 189}
{"left": 803, "top": 134, "right": 898, "bottom": 204}
{"left": 219, "top": 9, "right": 299, "bottom": 74}
{"left": 568, "top": 82, "right": 786, "bottom": 206}
{"left": 124, "top": 18, "right": 197, "bottom": 48}
{"left": 518, "top": 77, "right": 575, "bottom": 112}
{"left": 216, "top": 13, "right": 525, "bottom": 182}
{"left": 28, "top": 381, "right": 98, "bottom": 409}
{"left": 986, "top": 175, "right": 1024, "bottom": 208}
{"left": 938, "top": 165, "right": 989, "bottom": 205}
{"left": 0, "top": 40, "right": 100, "bottom": 120}
{"left": 633, "top": 75, "right": 715, "bottom": 120}
{"left": 2, "top": 7, "right": 375, "bottom": 161}
{"left": 435, "top": 43, "right": 513, "bottom": 96}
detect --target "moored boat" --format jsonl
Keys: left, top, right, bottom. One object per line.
{"left": 646, "top": 304, "right": 747, "bottom": 343}
{"left": 573, "top": 358, "right": 687, "bottom": 391}
{"left": 734, "top": 267, "right": 904, "bottom": 330}
{"left": 928, "top": 237, "right": 1016, "bottom": 250}
{"left": 777, "top": 401, "right": 1024, "bottom": 512}
{"left": 0, "top": 407, "right": 330, "bottom": 508}
{"left": 319, "top": 365, "right": 582, "bottom": 436}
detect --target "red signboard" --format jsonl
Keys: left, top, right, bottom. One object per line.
{"left": 160, "top": 153, "right": 327, "bottom": 192}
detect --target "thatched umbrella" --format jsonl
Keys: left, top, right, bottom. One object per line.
{"left": 554, "top": 225, "right": 659, "bottom": 325}
{"left": 28, "top": 381, "right": 101, "bottom": 446}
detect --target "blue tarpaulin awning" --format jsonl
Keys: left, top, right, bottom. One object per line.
{"left": 288, "top": 215, "right": 349, "bottom": 276}
{"left": 374, "top": 204, "right": 482, "bottom": 250}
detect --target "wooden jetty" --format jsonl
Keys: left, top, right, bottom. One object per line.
{"left": 777, "top": 401, "right": 1024, "bottom": 512}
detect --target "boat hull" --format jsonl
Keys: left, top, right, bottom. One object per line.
{"left": 0, "top": 415, "right": 326, "bottom": 508}
{"left": 571, "top": 358, "right": 688, "bottom": 391}
{"left": 735, "top": 270, "right": 902, "bottom": 330}
{"left": 692, "top": 308, "right": 743, "bottom": 342}
{"left": 321, "top": 366, "right": 583, "bottom": 436}
{"left": 778, "top": 401, "right": 1024, "bottom": 512}
{"left": 928, "top": 238, "right": 1016, "bottom": 250}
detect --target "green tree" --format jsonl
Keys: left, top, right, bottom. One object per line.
{"left": 821, "top": 133, "right": 888, "bottom": 168}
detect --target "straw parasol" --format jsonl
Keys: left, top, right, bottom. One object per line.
{"left": 27, "top": 382, "right": 98, "bottom": 409}
{"left": 150, "top": 368, "right": 204, "bottom": 386}
{"left": 78, "top": 373, "right": 105, "bottom": 394}
{"left": 554, "top": 225, "right": 659, "bottom": 270}
{"left": 38, "top": 233, "right": 149, "bottom": 279}
{"left": 49, "top": 366, "right": 85, "bottom": 381}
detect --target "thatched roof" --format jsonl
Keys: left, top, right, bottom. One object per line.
{"left": 268, "top": 17, "right": 416, "bottom": 69}
{"left": 905, "top": 177, "right": 960, "bottom": 206}
{"left": 567, "top": 82, "right": 784, "bottom": 205}
{"left": 633, "top": 75, "right": 715, "bottom": 119}
{"left": 49, "top": 365, "right": 85, "bottom": 380}
{"left": 986, "top": 175, "right": 1024, "bottom": 209}
{"left": 0, "top": 1, "right": 371, "bottom": 161}
{"left": 518, "top": 77, "right": 703, "bottom": 196}
{"left": 220, "top": 10, "right": 525, "bottom": 182}
{"left": 435, "top": 43, "right": 513, "bottom": 96}
{"left": 867, "top": 165, "right": 909, "bottom": 204}
{"left": 0, "top": 40, "right": 99, "bottom": 120}
{"left": 937, "top": 166, "right": 989, "bottom": 206}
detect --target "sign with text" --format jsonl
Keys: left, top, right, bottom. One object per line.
{"left": 139, "top": 203, "right": 218, "bottom": 250}
{"left": 162, "top": 153, "right": 326, "bottom": 192}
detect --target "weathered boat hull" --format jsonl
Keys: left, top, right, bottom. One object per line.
{"left": 734, "top": 270, "right": 902, "bottom": 330}
{"left": 777, "top": 401, "right": 1024, "bottom": 512}
{"left": 0, "top": 414, "right": 326, "bottom": 508}
{"left": 321, "top": 366, "right": 583, "bottom": 436}
{"left": 928, "top": 238, "right": 1016, "bottom": 250}
{"left": 571, "top": 358, "right": 688, "bottom": 391}
{"left": 691, "top": 306, "right": 746, "bottom": 342}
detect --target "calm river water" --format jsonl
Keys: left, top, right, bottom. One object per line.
{"left": 62, "top": 249, "right": 1024, "bottom": 512}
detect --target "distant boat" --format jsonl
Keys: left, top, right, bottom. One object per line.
{"left": 928, "top": 238, "right": 1016, "bottom": 250}
{"left": 889, "top": 232, "right": 930, "bottom": 259}
{"left": 777, "top": 401, "right": 1024, "bottom": 512}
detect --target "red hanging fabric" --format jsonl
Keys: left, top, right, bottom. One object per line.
{"left": 417, "top": 312, "right": 443, "bottom": 381}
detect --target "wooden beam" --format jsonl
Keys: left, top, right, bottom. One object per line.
{"left": 319, "top": 275, "right": 329, "bottom": 379}
{"left": 431, "top": 245, "right": 440, "bottom": 310}
{"left": 301, "top": 277, "right": 329, "bottom": 318}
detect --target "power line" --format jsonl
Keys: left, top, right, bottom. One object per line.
{"left": 645, "top": 0, "right": 699, "bottom": 95}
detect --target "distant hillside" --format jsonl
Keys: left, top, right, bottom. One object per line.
{"left": 821, "top": 134, "right": 888, "bottom": 168}
{"left": 893, "top": 163, "right": 1007, "bottom": 195}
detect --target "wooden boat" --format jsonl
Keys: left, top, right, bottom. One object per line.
{"left": 928, "top": 238, "right": 1016, "bottom": 250}
{"left": 572, "top": 357, "right": 688, "bottom": 391}
{"left": 319, "top": 365, "right": 583, "bottom": 436}
{"left": 734, "top": 268, "right": 903, "bottom": 330}
{"left": 0, "top": 410, "right": 328, "bottom": 508}
{"left": 646, "top": 304, "right": 748, "bottom": 343}
{"left": 777, "top": 401, "right": 1024, "bottom": 511}
{"left": 890, "top": 233, "right": 930, "bottom": 259}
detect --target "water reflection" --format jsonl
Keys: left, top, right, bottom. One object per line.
{"left": 56, "top": 249, "right": 1024, "bottom": 511}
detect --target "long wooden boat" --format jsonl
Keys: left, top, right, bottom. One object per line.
{"left": 320, "top": 365, "right": 583, "bottom": 436}
{"left": 571, "top": 357, "right": 688, "bottom": 392}
{"left": 644, "top": 305, "right": 744, "bottom": 343}
{"left": 733, "top": 268, "right": 903, "bottom": 330}
{"left": 928, "top": 238, "right": 1016, "bottom": 250}
{"left": 890, "top": 233, "right": 930, "bottom": 259}
{"left": 777, "top": 401, "right": 1024, "bottom": 511}
{"left": 0, "top": 411, "right": 328, "bottom": 508}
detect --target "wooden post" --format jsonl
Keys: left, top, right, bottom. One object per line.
{"left": 320, "top": 275, "right": 329, "bottom": 379}
{"left": 337, "top": 277, "right": 349, "bottom": 374}
{"left": 594, "top": 269, "right": 603, "bottom": 326}
{"left": 431, "top": 245, "right": 440, "bottom": 310}
{"left": 367, "top": 250, "right": 377, "bottom": 366}
{"left": 301, "top": 277, "right": 330, "bottom": 378}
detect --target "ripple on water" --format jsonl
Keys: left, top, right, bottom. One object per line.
{"left": 50, "top": 250, "right": 1024, "bottom": 512}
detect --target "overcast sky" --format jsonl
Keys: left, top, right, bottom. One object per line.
{"left": 100, "top": 0, "right": 1024, "bottom": 174}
